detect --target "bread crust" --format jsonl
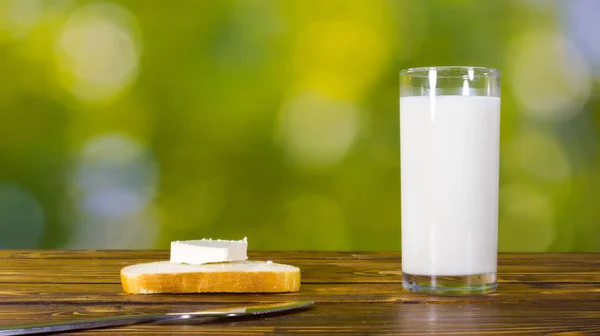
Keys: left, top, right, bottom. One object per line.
{"left": 121, "top": 264, "right": 301, "bottom": 294}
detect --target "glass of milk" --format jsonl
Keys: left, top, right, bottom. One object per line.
{"left": 400, "top": 66, "right": 500, "bottom": 295}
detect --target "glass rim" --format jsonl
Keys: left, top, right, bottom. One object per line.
{"left": 400, "top": 66, "right": 499, "bottom": 78}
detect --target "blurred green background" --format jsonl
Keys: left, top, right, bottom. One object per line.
{"left": 0, "top": 0, "right": 598, "bottom": 251}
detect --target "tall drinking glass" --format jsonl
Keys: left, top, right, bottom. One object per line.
{"left": 400, "top": 66, "right": 500, "bottom": 295}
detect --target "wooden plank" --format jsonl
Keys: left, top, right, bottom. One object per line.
{"left": 0, "top": 258, "right": 598, "bottom": 284}
{"left": 0, "top": 251, "right": 598, "bottom": 334}
{"left": 0, "top": 303, "right": 598, "bottom": 335}
{"left": 0, "top": 250, "right": 598, "bottom": 261}
{"left": 0, "top": 282, "right": 598, "bottom": 304}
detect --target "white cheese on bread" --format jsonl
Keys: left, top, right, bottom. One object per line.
{"left": 170, "top": 237, "right": 248, "bottom": 265}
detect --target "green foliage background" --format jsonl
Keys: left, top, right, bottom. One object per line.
{"left": 0, "top": 0, "right": 598, "bottom": 251}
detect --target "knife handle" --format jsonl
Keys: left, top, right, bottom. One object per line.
{"left": 0, "top": 314, "right": 181, "bottom": 335}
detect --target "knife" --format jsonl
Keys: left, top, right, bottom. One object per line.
{"left": 0, "top": 301, "right": 315, "bottom": 335}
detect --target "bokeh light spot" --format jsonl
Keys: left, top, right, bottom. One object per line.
{"left": 79, "top": 132, "right": 145, "bottom": 166}
{"left": 66, "top": 207, "right": 159, "bottom": 249}
{"left": 499, "top": 184, "right": 555, "bottom": 252}
{"left": 564, "top": 0, "right": 600, "bottom": 76}
{"left": 65, "top": 133, "right": 158, "bottom": 248}
{"left": 83, "top": 187, "right": 145, "bottom": 218}
{"left": 511, "top": 129, "right": 571, "bottom": 182}
{"left": 508, "top": 30, "right": 592, "bottom": 122}
{"left": 0, "top": 0, "right": 41, "bottom": 40}
{"left": 277, "top": 91, "right": 360, "bottom": 169}
{"left": 55, "top": 2, "right": 140, "bottom": 103}
{"left": 513, "top": 0, "right": 556, "bottom": 10}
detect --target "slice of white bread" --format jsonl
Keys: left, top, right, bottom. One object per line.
{"left": 121, "top": 261, "right": 301, "bottom": 294}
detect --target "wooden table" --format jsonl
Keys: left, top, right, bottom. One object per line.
{"left": 0, "top": 251, "right": 599, "bottom": 335}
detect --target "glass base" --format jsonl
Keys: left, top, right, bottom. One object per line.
{"left": 402, "top": 272, "right": 497, "bottom": 295}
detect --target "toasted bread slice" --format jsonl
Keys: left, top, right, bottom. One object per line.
{"left": 121, "top": 260, "right": 300, "bottom": 294}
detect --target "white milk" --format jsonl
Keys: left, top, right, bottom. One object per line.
{"left": 400, "top": 95, "right": 500, "bottom": 276}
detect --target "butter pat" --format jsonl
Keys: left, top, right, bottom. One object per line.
{"left": 170, "top": 238, "right": 248, "bottom": 265}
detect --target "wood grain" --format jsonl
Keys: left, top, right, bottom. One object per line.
{"left": 0, "top": 250, "right": 598, "bottom": 261}
{"left": 0, "top": 257, "right": 598, "bottom": 284}
{"left": 0, "top": 303, "right": 598, "bottom": 335}
{"left": 0, "top": 251, "right": 598, "bottom": 334}
{"left": 0, "top": 282, "right": 599, "bottom": 304}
